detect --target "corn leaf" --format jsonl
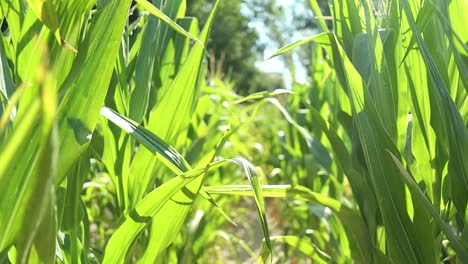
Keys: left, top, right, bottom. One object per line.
{"left": 388, "top": 150, "right": 468, "bottom": 261}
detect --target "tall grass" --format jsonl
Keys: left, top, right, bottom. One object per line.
{"left": 266, "top": 0, "right": 468, "bottom": 262}
{"left": 0, "top": 0, "right": 467, "bottom": 263}
{"left": 0, "top": 0, "right": 271, "bottom": 262}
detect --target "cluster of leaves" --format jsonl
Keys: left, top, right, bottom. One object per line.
{"left": 186, "top": 0, "right": 286, "bottom": 94}
{"left": 263, "top": 0, "right": 468, "bottom": 262}
{"left": 0, "top": 0, "right": 273, "bottom": 262}
{"left": 1, "top": 0, "right": 468, "bottom": 263}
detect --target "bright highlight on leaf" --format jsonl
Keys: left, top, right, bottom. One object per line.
{"left": 135, "top": 0, "right": 205, "bottom": 48}
{"left": 100, "top": 106, "right": 273, "bottom": 260}
{"left": 25, "top": 0, "right": 62, "bottom": 43}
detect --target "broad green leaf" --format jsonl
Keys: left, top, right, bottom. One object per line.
{"left": 205, "top": 184, "right": 375, "bottom": 263}
{"left": 28, "top": 195, "right": 56, "bottom": 264}
{"left": 100, "top": 107, "right": 191, "bottom": 174}
{"left": 114, "top": 4, "right": 218, "bottom": 261}
{"left": 56, "top": 0, "right": 133, "bottom": 181}
{"left": 0, "top": 98, "right": 41, "bottom": 250}
{"left": 126, "top": 6, "right": 206, "bottom": 212}
{"left": 101, "top": 104, "right": 272, "bottom": 261}
{"left": 0, "top": 0, "right": 23, "bottom": 48}
{"left": 134, "top": 0, "right": 203, "bottom": 47}
{"left": 266, "top": 33, "right": 329, "bottom": 60}
{"left": 129, "top": 0, "right": 188, "bottom": 123}
{"left": 327, "top": 31, "right": 430, "bottom": 263}
{"left": 0, "top": 47, "right": 53, "bottom": 251}
{"left": 15, "top": 63, "right": 58, "bottom": 263}
{"left": 308, "top": 0, "right": 329, "bottom": 33}
{"left": 103, "top": 157, "right": 268, "bottom": 263}
{"left": 101, "top": 167, "right": 199, "bottom": 263}
{"left": 402, "top": 0, "right": 468, "bottom": 220}
{"left": 388, "top": 151, "right": 468, "bottom": 262}
{"left": 0, "top": 1, "right": 130, "bottom": 255}
{"left": 24, "top": 0, "right": 62, "bottom": 44}
{"left": 60, "top": 157, "right": 89, "bottom": 263}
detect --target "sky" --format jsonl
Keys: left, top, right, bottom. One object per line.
{"left": 245, "top": 0, "right": 310, "bottom": 86}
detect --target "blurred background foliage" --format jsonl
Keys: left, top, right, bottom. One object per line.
{"left": 186, "top": 0, "right": 279, "bottom": 94}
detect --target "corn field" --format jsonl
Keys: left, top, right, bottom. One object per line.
{"left": 0, "top": 0, "right": 467, "bottom": 263}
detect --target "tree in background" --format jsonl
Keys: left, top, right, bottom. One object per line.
{"left": 245, "top": 0, "right": 330, "bottom": 83}
{"left": 186, "top": 0, "right": 285, "bottom": 94}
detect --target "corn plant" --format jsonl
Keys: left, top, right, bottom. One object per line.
{"left": 2, "top": 0, "right": 468, "bottom": 263}
{"left": 0, "top": 0, "right": 274, "bottom": 263}
{"left": 262, "top": 0, "right": 468, "bottom": 262}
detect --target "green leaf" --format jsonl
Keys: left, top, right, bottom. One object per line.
{"left": 266, "top": 33, "right": 329, "bottom": 60}
{"left": 0, "top": 98, "right": 41, "bottom": 251}
{"left": 16, "top": 64, "right": 59, "bottom": 263}
{"left": 388, "top": 150, "right": 468, "bottom": 262}
{"left": 55, "top": 0, "right": 133, "bottom": 181}
{"left": 101, "top": 104, "right": 272, "bottom": 261}
{"left": 260, "top": 236, "right": 331, "bottom": 264}
{"left": 134, "top": 0, "right": 204, "bottom": 48}
{"left": 129, "top": 0, "right": 189, "bottom": 123}
{"left": 103, "top": 157, "right": 269, "bottom": 262}
{"left": 402, "top": 0, "right": 468, "bottom": 220}
{"left": 327, "top": 31, "right": 428, "bottom": 263}
{"left": 205, "top": 184, "right": 375, "bottom": 263}
{"left": 24, "top": 0, "right": 62, "bottom": 44}
{"left": 100, "top": 107, "right": 191, "bottom": 174}
{"left": 101, "top": 173, "right": 196, "bottom": 263}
